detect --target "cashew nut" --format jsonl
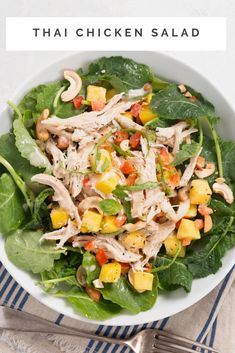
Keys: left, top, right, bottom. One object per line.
{"left": 212, "top": 182, "right": 234, "bottom": 204}
{"left": 178, "top": 186, "right": 189, "bottom": 202}
{"left": 36, "top": 109, "right": 50, "bottom": 142}
{"left": 215, "top": 177, "right": 225, "bottom": 184}
{"left": 204, "top": 215, "right": 213, "bottom": 233}
{"left": 194, "top": 163, "right": 215, "bottom": 179}
{"left": 178, "top": 84, "right": 186, "bottom": 93}
{"left": 61, "top": 70, "right": 82, "bottom": 102}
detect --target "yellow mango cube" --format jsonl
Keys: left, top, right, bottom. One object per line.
{"left": 177, "top": 219, "right": 200, "bottom": 241}
{"left": 50, "top": 208, "right": 69, "bottom": 229}
{"left": 87, "top": 85, "right": 106, "bottom": 103}
{"left": 121, "top": 112, "right": 133, "bottom": 120}
{"left": 101, "top": 216, "right": 120, "bottom": 234}
{"left": 81, "top": 210, "right": 103, "bottom": 233}
{"left": 133, "top": 272, "right": 153, "bottom": 292}
{"left": 145, "top": 93, "right": 154, "bottom": 104}
{"left": 164, "top": 232, "right": 186, "bottom": 257}
{"left": 106, "top": 89, "right": 117, "bottom": 100}
{"left": 121, "top": 231, "right": 146, "bottom": 250}
{"left": 99, "top": 262, "right": 121, "bottom": 283}
{"left": 190, "top": 180, "right": 212, "bottom": 205}
{"left": 184, "top": 204, "right": 197, "bottom": 218}
{"left": 139, "top": 106, "right": 156, "bottom": 124}
{"left": 91, "top": 149, "right": 112, "bottom": 173}
{"left": 96, "top": 172, "right": 119, "bottom": 194}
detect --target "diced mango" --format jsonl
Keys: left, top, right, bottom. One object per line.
{"left": 132, "top": 271, "right": 153, "bottom": 292}
{"left": 121, "top": 112, "right": 133, "bottom": 120}
{"left": 91, "top": 149, "right": 112, "bottom": 173}
{"left": 190, "top": 180, "right": 212, "bottom": 205}
{"left": 106, "top": 89, "right": 117, "bottom": 100}
{"left": 184, "top": 204, "right": 197, "bottom": 219}
{"left": 177, "top": 219, "right": 200, "bottom": 241}
{"left": 87, "top": 85, "right": 106, "bottom": 103}
{"left": 145, "top": 93, "right": 154, "bottom": 104}
{"left": 50, "top": 208, "right": 69, "bottom": 229}
{"left": 164, "top": 232, "right": 186, "bottom": 257}
{"left": 139, "top": 106, "right": 156, "bottom": 124}
{"left": 120, "top": 231, "right": 146, "bottom": 250}
{"left": 101, "top": 215, "right": 120, "bottom": 233}
{"left": 99, "top": 262, "right": 121, "bottom": 283}
{"left": 96, "top": 172, "right": 119, "bottom": 194}
{"left": 81, "top": 210, "right": 103, "bottom": 233}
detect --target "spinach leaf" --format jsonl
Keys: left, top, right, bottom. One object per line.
{"left": 5, "top": 229, "right": 64, "bottom": 273}
{"left": 82, "top": 252, "right": 100, "bottom": 286}
{"left": 111, "top": 143, "right": 131, "bottom": 157}
{"left": 83, "top": 56, "right": 169, "bottom": 92}
{"left": 185, "top": 217, "right": 235, "bottom": 278}
{"left": 0, "top": 174, "right": 25, "bottom": 234}
{"left": 172, "top": 141, "right": 201, "bottom": 166}
{"left": 0, "top": 133, "right": 41, "bottom": 186}
{"left": 145, "top": 117, "right": 173, "bottom": 129}
{"left": 112, "top": 188, "right": 133, "bottom": 223}
{"left": 219, "top": 141, "right": 235, "bottom": 183}
{"left": 99, "top": 199, "right": 122, "bottom": 215}
{"left": 36, "top": 81, "right": 64, "bottom": 112}
{"left": 210, "top": 198, "right": 235, "bottom": 217}
{"left": 154, "top": 257, "right": 192, "bottom": 292}
{"left": 16, "top": 85, "right": 46, "bottom": 117}
{"left": 56, "top": 287, "right": 121, "bottom": 320}
{"left": 150, "top": 85, "right": 215, "bottom": 120}
{"left": 100, "top": 276, "right": 158, "bottom": 314}
{"left": 13, "top": 119, "right": 52, "bottom": 173}
{"left": 25, "top": 188, "right": 54, "bottom": 230}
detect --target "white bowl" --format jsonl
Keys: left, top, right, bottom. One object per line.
{"left": 0, "top": 51, "right": 234, "bottom": 326}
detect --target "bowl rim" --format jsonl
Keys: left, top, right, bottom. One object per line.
{"left": 0, "top": 50, "right": 235, "bottom": 326}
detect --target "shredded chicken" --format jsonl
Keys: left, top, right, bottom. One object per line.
{"left": 179, "top": 148, "right": 202, "bottom": 187}
{"left": 41, "top": 219, "right": 79, "bottom": 248}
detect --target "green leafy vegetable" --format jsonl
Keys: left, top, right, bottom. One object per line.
{"left": 112, "top": 188, "right": 133, "bottom": 223}
{"left": 101, "top": 276, "right": 158, "bottom": 314}
{"left": 99, "top": 199, "right": 122, "bottom": 215}
{"left": 172, "top": 141, "right": 201, "bottom": 166}
{"left": 82, "top": 252, "right": 100, "bottom": 286}
{"left": 185, "top": 217, "right": 235, "bottom": 278}
{"left": 83, "top": 56, "right": 169, "bottom": 92}
{"left": 0, "top": 155, "right": 33, "bottom": 212}
{"left": 5, "top": 229, "right": 64, "bottom": 273}
{"left": 56, "top": 287, "right": 121, "bottom": 320}
{"left": 114, "top": 181, "right": 158, "bottom": 193}
{"left": 111, "top": 143, "right": 131, "bottom": 157}
{"left": 154, "top": 257, "right": 193, "bottom": 292}
{"left": 0, "top": 174, "right": 25, "bottom": 234}
{"left": 13, "top": 119, "right": 52, "bottom": 174}
{"left": 151, "top": 85, "right": 215, "bottom": 120}
{"left": 210, "top": 198, "right": 235, "bottom": 217}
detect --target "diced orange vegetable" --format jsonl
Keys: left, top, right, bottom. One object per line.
{"left": 175, "top": 220, "right": 182, "bottom": 229}
{"left": 115, "top": 215, "right": 127, "bottom": 227}
{"left": 84, "top": 241, "right": 95, "bottom": 251}
{"left": 181, "top": 238, "right": 191, "bottom": 247}
{"left": 159, "top": 148, "right": 173, "bottom": 166}
{"left": 131, "top": 103, "right": 142, "bottom": 117}
{"left": 83, "top": 176, "right": 91, "bottom": 188}
{"left": 195, "top": 219, "right": 204, "bottom": 230}
{"left": 144, "top": 83, "right": 152, "bottom": 91}
{"left": 120, "top": 161, "right": 136, "bottom": 174}
{"left": 126, "top": 173, "right": 137, "bottom": 186}
{"left": 120, "top": 262, "right": 130, "bottom": 274}
{"left": 129, "top": 132, "right": 142, "bottom": 149}
{"left": 114, "top": 131, "right": 129, "bottom": 144}
{"left": 72, "top": 96, "right": 83, "bottom": 109}
{"left": 198, "top": 204, "right": 213, "bottom": 216}
{"left": 96, "top": 249, "right": 108, "bottom": 266}
{"left": 85, "top": 286, "right": 101, "bottom": 303}
{"left": 170, "top": 172, "right": 181, "bottom": 187}
{"left": 91, "top": 101, "right": 105, "bottom": 111}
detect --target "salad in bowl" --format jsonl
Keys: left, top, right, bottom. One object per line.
{"left": 0, "top": 56, "right": 234, "bottom": 321}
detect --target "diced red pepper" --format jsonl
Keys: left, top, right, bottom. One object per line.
{"left": 129, "top": 132, "right": 142, "bottom": 149}
{"left": 85, "top": 286, "right": 101, "bottom": 303}
{"left": 83, "top": 176, "right": 91, "bottom": 188}
{"left": 96, "top": 248, "right": 108, "bottom": 266}
{"left": 195, "top": 219, "right": 204, "bottom": 230}
{"left": 115, "top": 215, "right": 127, "bottom": 227}
{"left": 131, "top": 103, "right": 142, "bottom": 118}
{"left": 170, "top": 172, "right": 180, "bottom": 187}
{"left": 84, "top": 241, "right": 94, "bottom": 251}
{"left": 91, "top": 101, "right": 105, "bottom": 111}
{"left": 114, "top": 131, "right": 129, "bottom": 144}
{"left": 120, "top": 160, "right": 136, "bottom": 174}
{"left": 144, "top": 263, "right": 152, "bottom": 272}
{"left": 126, "top": 173, "right": 137, "bottom": 186}
{"left": 159, "top": 148, "right": 172, "bottom": 166}
{"left": 181, "top": 238, "right": 191, "bottom": 247}
{"left": 72, "top": 96, "right": 83, "bottom": 109}
{"left": 175, "top": 219, "right": 182, "bottom": 229}
{"left": 120, "top": 262, "right": 130, "bottom": 274}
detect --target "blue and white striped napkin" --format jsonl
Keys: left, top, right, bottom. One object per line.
{"left": 0, "top": 262, "right": 234, "bottom": 353}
